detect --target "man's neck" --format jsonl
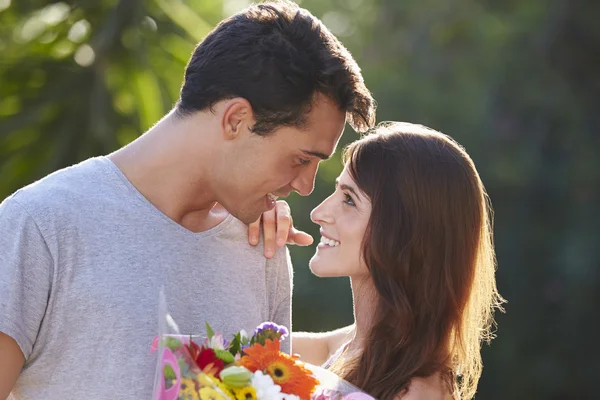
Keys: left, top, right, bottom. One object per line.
{"left": 108, "top": 110, "right": 227, "bottom": 232}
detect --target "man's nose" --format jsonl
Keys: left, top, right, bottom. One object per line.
{"left": 291, "top": 165, "right": 318, "bottom": 196}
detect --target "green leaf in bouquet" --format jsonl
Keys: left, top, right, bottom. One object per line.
{"left": 229, "top": 332, "right": 242, "bottom": 356}
{"left": 205, "top": 322, "right": 215, "bottom": 340}
{"left": 215, "top": 349, "right": 235, "bottom": 364}
{"left": 164, "top": 364, "right": 176, "bottom": 380}
{"left": 240, "top": 333, "right": 250, "bottom": 346}
{"left": 163, "top": 336, "right": 182, "bottom": 350}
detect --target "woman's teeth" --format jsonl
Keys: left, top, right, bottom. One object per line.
{"left": 267, "top": 193, "right": 278, "bottom": 202}
{"left": 320, "top": 236, "right": 340, "bottom": 247}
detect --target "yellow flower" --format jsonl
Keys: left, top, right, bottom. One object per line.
{"left": 195, "top": 373, "right": 235, "bottom": 400}
{"left": 216, "top": 380, "right": 236, "bottom": 399}
{"left": 233, "top": 386, "right": 257, "bottom": 400}
{"left": 199, "top": 387, "right": 226, "bottom": 400}
{"left": 266, "top": 360, "right": 292, "bottom": 386}
{"left": 198, "top": 373, "right": 219, "bottom": 388}
{"left": 180, "top": 377, "right": 199, "bottom": 399}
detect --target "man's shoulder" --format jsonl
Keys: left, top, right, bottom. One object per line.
{"left": 6, "top": 157, "right": 114, "bottom": 224}
{"left": 217, "top": 216, "right": 290, "bottom": 266}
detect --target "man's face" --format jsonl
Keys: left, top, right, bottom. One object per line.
{"left": 218, "top": 93, "right": 346, "bottom": 224}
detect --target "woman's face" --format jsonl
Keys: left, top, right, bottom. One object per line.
{"left": 309, "top": 166, "right": 372, "bottom": 278}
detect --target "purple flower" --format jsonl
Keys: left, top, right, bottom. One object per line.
{"left": 255, "top": 322, "right": 289, "bottom": 338}
{"left": 252, "top": 322, "right": 289, "bottom": 344}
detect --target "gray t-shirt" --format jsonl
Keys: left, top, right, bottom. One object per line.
{"left": 0, "top": 157, "right": 293, "bottom": 399}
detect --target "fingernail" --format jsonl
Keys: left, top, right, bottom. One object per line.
{"left": 250, "top": 236, "right": 258, "bottom": 244}
{"left": 266, "top": 248, "right": 274, "bottom": 257}
{"left": 277, "top": 238, "right": 285, "bottom": 247}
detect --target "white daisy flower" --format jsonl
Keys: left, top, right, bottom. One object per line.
{"left": 251, "top": 371, "right": 282, "bottom": 400}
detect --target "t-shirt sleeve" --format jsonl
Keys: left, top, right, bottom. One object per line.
{"left": 0, "top": 196, "right": 53, "bottom": 360}
{"left": 267, "top": 246, "right": 293, "bottom": 354}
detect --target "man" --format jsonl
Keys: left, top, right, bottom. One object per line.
{"left": 0, "top": 1, "right": 375, "bottom": 398}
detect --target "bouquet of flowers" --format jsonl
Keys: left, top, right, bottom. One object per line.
{"left": 152, "top": 294, "right": 374, "bottom": 400}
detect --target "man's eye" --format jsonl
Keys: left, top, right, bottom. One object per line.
{"left": 343, "top": 193, "right": 355, "bottom": 206}
{"left": 299, "top": 158, "right": 311, "bottom": 165}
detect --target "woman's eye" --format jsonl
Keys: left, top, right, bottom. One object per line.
{"left": 343, "top": 193, "right": 355, "bottom": 206}
{"left": 299, "top": 158, "right": 311, "bottom": 165}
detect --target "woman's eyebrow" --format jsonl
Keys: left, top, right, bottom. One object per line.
{"left": 335, "top": 178, "right": 361, "bottom": 202}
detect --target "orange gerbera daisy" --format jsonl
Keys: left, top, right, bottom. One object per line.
{"left": 238, "top": 339, "right": 318, "bottom": 400}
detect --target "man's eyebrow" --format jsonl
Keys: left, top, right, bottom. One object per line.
{"left": 335, "top": 178, "right": 361, "bottom": 202}
{"left": 301, "top": 149, "right": 330, "bottom": 160}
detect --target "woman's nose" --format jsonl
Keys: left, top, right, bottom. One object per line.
{"left": 310, "top": 195, "right": 335, "bottom": 224}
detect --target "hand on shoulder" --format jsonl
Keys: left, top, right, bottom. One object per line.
{"left": 246, "top": 200, "right": 313, "bottom": 259}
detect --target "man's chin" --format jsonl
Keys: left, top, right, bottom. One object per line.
{"left": 232, "top": 209, "right": 263, "bottom": 225}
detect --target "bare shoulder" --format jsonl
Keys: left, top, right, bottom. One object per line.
{"left": 291, "top": 325, "right": 354, "bottom": 366}
{"left": 396, "top": 374, "right": 453, "bottom": 400}
{"left": 0, "top": 332, "right": 25, "bottom": 399}
{"left": 325, "top": 324, "right": 354, "bottom": 355}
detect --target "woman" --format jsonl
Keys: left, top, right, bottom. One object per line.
{"left": 292, "top": 122, "right": 505, "bottom": 400}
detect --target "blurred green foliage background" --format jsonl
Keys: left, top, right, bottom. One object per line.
{"left": 1, "top": 0, "right": 598, "bottom": 398}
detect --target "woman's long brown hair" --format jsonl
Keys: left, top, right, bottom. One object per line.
{"left": 334, "top": 122, "right": 505, "bottom": 399}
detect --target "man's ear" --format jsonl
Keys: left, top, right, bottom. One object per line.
{"left": 221, "top": 98, "right": 254, "bottom": 140}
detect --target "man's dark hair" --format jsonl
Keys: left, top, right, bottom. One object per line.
{"left": 175, "top": 0, "right": 375, "bottom": 135}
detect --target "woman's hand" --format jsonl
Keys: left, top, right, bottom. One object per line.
{"left": 248, "top": 200, "right": 313, "bottom": 258}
